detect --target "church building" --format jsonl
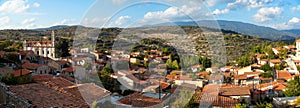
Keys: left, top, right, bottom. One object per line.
{"left": 23, "top": 31, "right": 56, "bottom": 59}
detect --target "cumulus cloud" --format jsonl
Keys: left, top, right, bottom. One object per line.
{"left": 21, "top": 18, "right": 36, "bottom": 28}
{"left": 0, "top": 0, "right": 41, "bottom": 14}
{"left": 227, "top": 0, "right": 273, "bottom": 10}
{"left": 0, "top": 16, "right": 10, "bottom": 25}
{"left": 144, "top": 5, "right": 201, "bottom": 20}
{"left": 291, "top": 5, "right": 300, "bottom": 12}
{"left": 112, "top": 16, "right": 131, "bottom": 26}
{"left": 209, "top": 0, "right": 273, "bottom": 16}
{"left": 268, "top": 17, "right": 300, "bottom": 30}
{"left": 205, "top": 0, "right": 235, "bottom": 7}
{"left": 288, "top": 17, "right": 300, "bottom": 24}
{"left": 0, "top": 0, "right": 30, "bottom": 14}
{"left": 52, "top": 19, "right": 77, "bottom": 26}
{"left": 253, "top": 7, "right": 283, "bottom": 22}
{"left": 212, "top": 9, "right": 229, "bottom": 15}
{"left": 82, "top": 17, "right": 110, "bottom": 27}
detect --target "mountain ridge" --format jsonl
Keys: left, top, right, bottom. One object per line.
{"left": 145, "top": 20, "right": 297, "bottom": 41}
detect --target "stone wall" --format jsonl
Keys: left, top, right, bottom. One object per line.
{"left": 0, "top": 82, "right": 34, "bottom": 108}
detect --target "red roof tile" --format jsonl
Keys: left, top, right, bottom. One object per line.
{"left": 13, "top": 69, "right": 31, "bottom": 77}
{"left": 219, "top": 86, "right": 250, "bottom": 96}
{"left": 118, "top": 93, "right": 162, "bottom": 107}
{"left": 277, "top": 70, "right": 292, "bottom": 81}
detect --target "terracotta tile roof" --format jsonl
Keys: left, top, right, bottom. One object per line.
{"left": 260, "top": 77, "right": 273, "bottom": 81}
{"left": 63, "top": 66, "right": 81, "bottom": 73}
{"left": 197, "top": 95, "right": 238, "bottom": 108}
{"left": 285, "top": 45, "right": 296, "bottom": 49}
{"left": 219, "top": 86, "right": 250, "bottom": 96}
{"left": 32, "top": 74, "right": 53, "bottom": 81}
{"left": 68, "top": 83, "right": 111, "bottom": 104}
{"left": 179, "top": 75, "right": 192, "bottom": 80}
{"left": 160, "top": 82, "right": 170, "bottom": 89}
{"left": 277, "top": 70, "right": 292, "bottom": 81}
{"left": 19, "top": 50, "right": 34, "bottom": 55}
{"left": 165, "top": 74, "right": 180, "bottom": 80}
{"left": 256, "top": 54, "right": 264, "bottom": 58}
{"left": 22, "top": 62, "right": 40, "bottom": 70}
{"left": 274, "top": 47, "right": 281, "bottom": 51}
{"left": 270, "top": 59, "right": 281, "bottom": 63}
{"left": 170, "top": 70, "right": 183, "bottom": 75}
{"left": 260, "top": 59, "right": 268, "bottom": 61}
{"left": 256, "top": 81, "right": 286, "bottom": 91}
{"left": 294, "top": 60, "right": 300, "bottom": 63}
{"left": 208, "top": 74, "right": 223, "bottom": 81}
{"left": 152, "top": 69, "right": 165, "bottom": 73}
{"left": 199, "top": 71, "right": 210, "bottom": 76}
{"left": 234, "top": 74, "right": 247, "bottom": 80}
{"left": 10, "top": 77, "right": 91, "bottom": 108}
{"left": 191, "top": 64, "right": 202, "bottom": 69}
{"left": 162, "top": 56, "right": 169, "bottom": 59}
{"left": 118, "top": 93, "right": 162, "bottom": 107}
{"left": 13, "top": 69, "right": 31, "bottom": 77}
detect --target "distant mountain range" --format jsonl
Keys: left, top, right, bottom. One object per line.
{"left": 34, "top": 25, "right": 71, "bottom": 31}
{"left": 283, "top": 29, "right": 300, "bottom": 36}
{"left": 145, "top": 20, "right": 298, "bottom": 41}
{"left": 31, "top": 20, "right": 299, "bottom": 41}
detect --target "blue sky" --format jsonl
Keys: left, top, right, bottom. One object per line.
{"left": 0, "top": 0, "right": 300, "bottom": 30}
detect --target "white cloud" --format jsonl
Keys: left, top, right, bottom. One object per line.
{"left": 291, "top": 5, "right": 300, "bottom": 12}
{"left": 133, "top": 5, "right": 203, "bottom": 27}
{"left": 21, "top": 18, "right": 36, "bottom": 28}
{"left": 81, "top": 17, "right": 110, "bottom": 27}
{"left": 253, "top": 7, "right": 283, "bottom": 22}
{"left": 0, "top": 0, "right": 31, "bottom": 14}
{"left": 212, "top": 9, "right": 229, "bottom": 15}
{"left": 52, "top": 19, "right": 78, "bottom": 26}
{"left": 144, "top": 5, "right": 201, "bottom": 20}
{"left": 22, "top": 18, "right": 35, "bottom": 25}
{"left": 268, "top": 17, "right": 300, "bottom": 30}
{"left": 32, "top": 2, "right": 40, "bottom": 8}
{"left": 0, "top": 0, "right": 40, "bottom": 15}
{"left": 288, "top": 17, "right": 300, "bottom": 24}
{"left": 205, "top": 0, "right": 235, "bottom": 7}
{"left": 0, "top": 16, "right": 10, "bottom": 25}
{"left": 112, "top": 16, "right": 131, "bottom": 26}
{"left": 227, "top": 0, "right": 273, "bottom": 10}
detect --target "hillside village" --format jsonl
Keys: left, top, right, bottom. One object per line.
{"left": 1, "top": 30, "right": 300, "bottom": 108}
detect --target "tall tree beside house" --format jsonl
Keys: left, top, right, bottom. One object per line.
{"left": 4, "top": 53, "right": 20, "bottom": 63}
{"left": 260, "top": 64, "right": 272, "bottom": 72}
{"left": 166, "top": 58, "right": 173, "bottom": 69}
{"left": 278, "top": 48, "right": 288, "bottom": 59}
{"left": 0, "top": 40, "right": 13, "bottom": 51}
{"left": 284, "top": 76, "right": 300, "bottom": 97}
{"left": 260, "top": 71, "right": 273, "bottom": 78}
{"left": 274, "top": 63, "right": 285, "bottom": 70}
{"left": 251, "top": 45, "right": 263, "bottom": 54}
{"left": 172, "top": 60, "right": 180, "bottom": 70}
{"left": 55, "top": 38, "right": 70, "bottom": 57}
{"left": 200, "top": 56, "right": 211, "bottom": 68}
{"left": 236, "top": 56, "right": 251, "bottom": 67}
{"left": 262, "top": 45, "right": 276, "bottom": 59}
